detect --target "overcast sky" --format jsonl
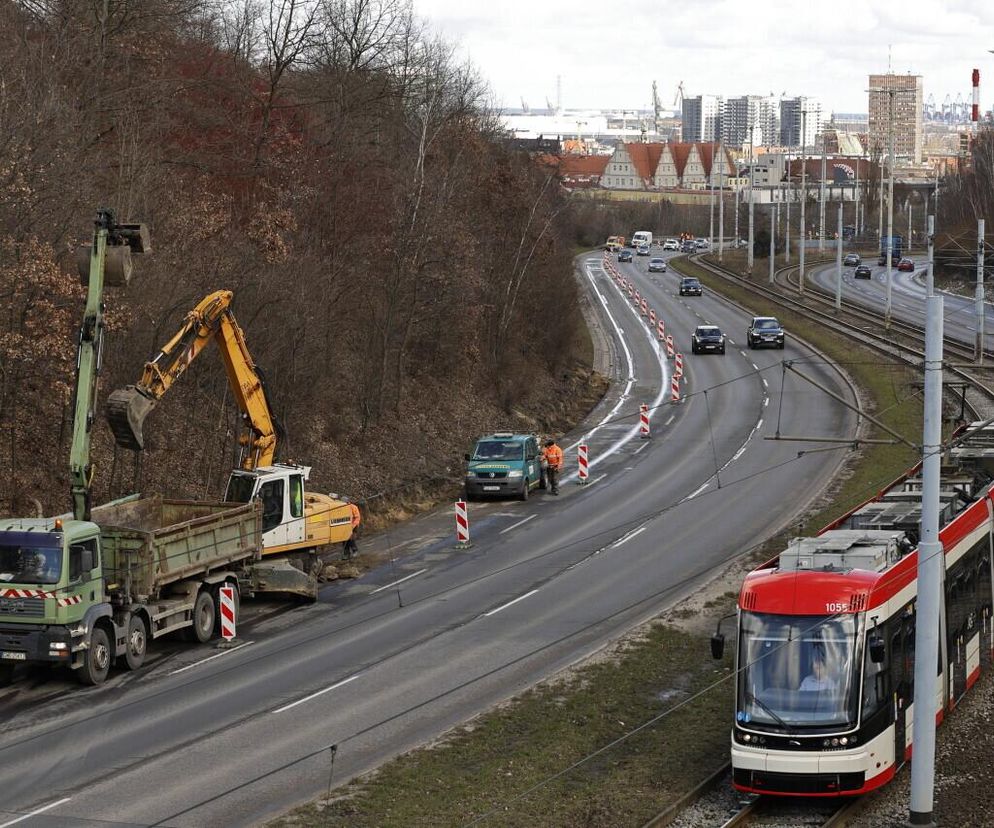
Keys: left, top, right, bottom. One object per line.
{"left": 415, "top": 0, "right": 994, "bottom": 114}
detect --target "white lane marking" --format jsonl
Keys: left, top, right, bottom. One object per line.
{"left": 499, "top": 515, "right": 537, "bottom": 535}
{"left": 0, "top": 799, "right": 72, "bottom": 828}
{"left": 751, "top": 362, "right": 759, "bottom": 371}
{"left": 687, "top": 482, "right": 710, "bottom": 500}
{"left": 483, "top": 589, "right": 539, "bottom": 617}
{"left": 762, "top": 378, "right": 769, "bottom": 388}
{"left": 764, "top": 397, "right": 770, "bottom": 407}
{"left": 665, "top": 414, "right": 675, "bottom": 425}
{"left": 612, "top": 526, "right": 647, "bottom": 548}
{"left": 739, "top": 350, "right": 748, "bottom": 357}
{"left": 168, "top": 641, "right": 254, "bottom": 675}
{"left": 587, "top": 473, "right": 607, "bottom": 486}
{"left": 756, "top": 418, "right": 764, "bottom": 430}
{"left": 370, "top": 568, "right": 428, "bottom": 593}
{"left": 273, "top": 673, "right": 362, "bottom": 713}
{"left": 634, "top": 442, "right": 649, "bottom": 454}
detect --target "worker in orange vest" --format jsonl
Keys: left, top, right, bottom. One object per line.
{"left": 542, "top": 439, "right": 564, "bottom": 495}
{"left": 342, "top": 496, "right": 362, "bottom": 561}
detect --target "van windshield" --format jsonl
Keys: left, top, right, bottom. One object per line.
{"left": 472, "top": 440, "right": 523, "bottom": 460}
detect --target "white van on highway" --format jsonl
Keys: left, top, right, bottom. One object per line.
{"left": 631, "top": 230, "right": 652, "bottom": 248}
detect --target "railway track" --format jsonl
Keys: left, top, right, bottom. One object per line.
{"left": 686, "top": 254, "right": 994, "bottom": 420}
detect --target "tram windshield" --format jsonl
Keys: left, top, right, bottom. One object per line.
{"left": 737, "top": 612, "right": 859, "bottom": 729}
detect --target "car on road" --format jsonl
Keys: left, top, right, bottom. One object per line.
{"left": 746, "top": 316, "right": 785, "bottom": 349}
{"left": 843, "top": 253, "right": 861, "bottom": 266}
{"left": 662, "top": 238, "right": 679, "bottom": 251}
{"left": 692, "top": 325, "right": 726, "bottom": 355}
{"left": 694, "top": 238, "right": 710, "bottom": 250}
{"left": 679, "top": 277, "right": 703, "bottom": 296}
{"left": 854, "top": 264, "right": 872, "bottom": 279}
{"left": 636, "top": 243, "right": 650, "bottom": 256}
{"left": 897, "top": 257, "right": 915, "bottom": 272}
{"left": 464, "top": 432, "right": 544, "bottom": 501}
{"left": 680, "top": 240, "right": 696, "bottom": 253}
{"left": 618, "top": 249, "right": 633, "bottom": 262}
{"left": 648, "top": 257, "right": 668, "bottom": 273}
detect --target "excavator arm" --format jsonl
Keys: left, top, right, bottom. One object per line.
{"left": 107, "top": 290, "right": 282, "bottom": 469}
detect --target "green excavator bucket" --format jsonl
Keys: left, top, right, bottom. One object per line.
{"left": 106, "top": 386, "right": 157, "bottom": 451}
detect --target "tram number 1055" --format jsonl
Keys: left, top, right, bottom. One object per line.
{"left": 825, "top": 602, "right": 849, "bottom": 613}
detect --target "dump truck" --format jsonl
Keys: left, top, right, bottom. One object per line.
{"left": 0, "top": 495, "right": 316, "bottom": 685}
{"left": 107, "top": 290, "right": 352, "bottom": 574}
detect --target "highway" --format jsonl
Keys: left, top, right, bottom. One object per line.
{"left": 806, "top": 254, "right": 994, "bottom": 351}
{"left": 0, "top": 247, "right": 858, "bottom": 827}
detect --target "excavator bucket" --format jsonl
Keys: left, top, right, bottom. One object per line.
{"left": 106, "top": 386, "right": 157, "bottom": 451}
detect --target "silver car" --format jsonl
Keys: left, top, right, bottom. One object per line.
{"left": 648, "top": 258, "right": 668, "bottom": 273}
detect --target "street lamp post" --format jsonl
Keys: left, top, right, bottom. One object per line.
{"left": 800, "top": 108, "right": 807, "bottom": 292}
{"left": 869, "top": 85, "right": 898, "bottom": 326}
{"left": 819, "top": 132, "right": 827, "bottom": 251}
{"left": 748, "top": 123, "right": 755, "bottom": 273}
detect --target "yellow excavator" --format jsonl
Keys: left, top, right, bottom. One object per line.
{"left": 107, "top": 290, "right": 352, "bottom": 572}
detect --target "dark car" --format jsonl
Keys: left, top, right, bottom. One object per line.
{"left": 747, "top": 316, "right": 785, "bottom": 350}
{"left": 618, "top": 249, "right": 633, "bottom": 262}
{"left": 648, "top": 257, "right": 668, "bottom": 273}
{"left": 854, "top": 264, "right": 872, "bottom": 279}
{"left": 680, "top": 240, "right": 696, "bottom": 253}
{"left": 679, "top": 277, "right": 703, "bottom": 296}
{"left": 897, "top": 258, "right": 915, "bottom": 272}
{"left": 692, "top": 325, "right": 726, "bottom": 355}
{"left": 843, "top": 253, "right": 861, "bottom": 266}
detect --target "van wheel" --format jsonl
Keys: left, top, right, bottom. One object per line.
{"left": 79, "top": 626, "right": 112, "bottom": 685}
{"left": 122, "top": 614, "right": 147, "bottom": 671}
{"left": 519, "top": 479, "right": 529, "bottom": 501}
{"left": 190, "top": 590, "right": 216, "bottom": 644}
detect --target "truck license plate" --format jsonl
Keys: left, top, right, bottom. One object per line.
{"left": 483, "top": 485, "right": 500, "bottom": 491}
{"left": 1, "top": 651, "right": 26, "bottom": 661}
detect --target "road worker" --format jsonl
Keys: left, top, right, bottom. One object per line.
{"left": 542, "top": 439, "right": 564, "bottom": 495}
{"left": 342, "top": 497, "right": 362, "bottom": 561}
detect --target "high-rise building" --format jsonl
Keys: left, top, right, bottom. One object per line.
{"left": 723, "top": 96, "right": 766, "bottom": 147}
{"left": 682, "top": 95, "right": 721, "bottom": 142}
{"left": 868, "top": 73, "right": 924, "bottom": 165}
{"left": 780, "top": 97, "right": 823, "bottom": 148}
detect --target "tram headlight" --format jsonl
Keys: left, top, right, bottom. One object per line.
{"left": 840, "top": 736, "right": 849, "bottom": 746}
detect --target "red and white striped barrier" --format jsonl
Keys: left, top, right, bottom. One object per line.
{"left": 455, "top": 500, "right": 470, "bottom": 545}
{"left": 639, "top": 404, "right": 651, "bottom": 438}
{"left": 640, "top": 299, "right": 648, "bottom": 317}
{"left": 671, "top": 374, "right": 681, "bottom": 403}
{"left": 634, "top": 290, "right": 641, "bottom": 304}
{"left": 657, "top": 319, "right": 666, "bottom": 341}
{"left": 674, "top": 353, "right": 684, "bottom": 378}
{"left": 649, "top": 308, "right": 656, "bottom": 325}
{"left": 665, "top": 335, "right": 675, "bottom": 358}
{"left": 578, "top": 443, "right": 589, "bottom": 483}
{"left": 627, "top": 284, "right": 634, "bottom": 298}
{"left": 1, "top": 588, "right": 82, "bottom": 607}
{"left": 219, "top": 584, "right": 236, "bottom": 641}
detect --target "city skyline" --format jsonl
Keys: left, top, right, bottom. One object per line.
{"left": 415, "top": 0, "right": 994, "bottom": 115}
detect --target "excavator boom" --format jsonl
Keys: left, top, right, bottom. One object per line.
{"left": 107, "top": 290, "right": 281, "bottom": 469}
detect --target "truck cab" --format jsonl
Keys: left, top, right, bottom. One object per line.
{"left": 464, "top": 433, "right": 544, "bottom": 501}
{"left": 0, "top": 518, "right": 105, "bottom": 680}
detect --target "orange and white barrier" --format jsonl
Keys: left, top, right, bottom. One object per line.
{"left": 219, "top": 584, "right": 236, "bottom": 641}
{"left": 455, "top": 500, "right": 470, "bottom": 545}
{"left": 649, "top": 308, "right": 656, "bottom": 325}
{"left": 671, "top": 374, "right": 681, "bottom": 403}
{"left": 578, "top": 442, "right": 589, "bottom": 483}
{"left": 665, "top": 334, "right": 675, "bottom": 358}
{"left": 640, "top": 299, "right": 648, "bottom": 317}
{"left": 640, "top": 404, "right": 650, "bottom": 438}
{"left": 674, "top": 353, "right": 684, "bottom": 378}
{"left": 657, "top": 319, "right": 666, "bottom": 341}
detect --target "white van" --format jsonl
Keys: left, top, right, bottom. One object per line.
{"left": 632, "top": 230, "right": 653, "bottom": 248}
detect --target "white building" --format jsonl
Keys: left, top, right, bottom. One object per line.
{"left": 682, "top": 95, "right": 722, "bottom": 142}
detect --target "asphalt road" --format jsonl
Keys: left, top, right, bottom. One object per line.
{"left": 807, "top": 254, "right": 994, "bottom": 351}
{"left": 0, "top": 247, "right": 858, "bottom": 828}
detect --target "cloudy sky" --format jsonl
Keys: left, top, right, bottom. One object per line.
{"left": 415, "top": 0, "right": 994, "bottom": 114}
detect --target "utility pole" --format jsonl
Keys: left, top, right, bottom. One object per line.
{"left": 877, "top": 150, "right": 885, "bottom": 244}
{"left": 909, "top": 261, "right": 943, "bottom": 828}
{"left": 854, "top": 159, "right": 861, "bottom": 237}
{"left": 734, "top": 182, "right": 740, "bottom": 246}
{"left": 926, "top": 213, "right": 934, "bottom": 296}
{"left": 709, "top": 151, "right": 715, "bottom": 247}
{"left": 769, "top": 206, "right": 775, "bottom": 283}
{"left": 718, "top": 138, "right": 725, "bottom": 261}
{"left": 799, "top": 108, "right": 807, "bottom": 292}
{"left": 977, "top": 218, "right": 986, "bottom": 364}
{"left": 748, "top": 123, "right": 755, "bottom": 273}
{"left": 785, "top": 168, "right": 791, "bottom": 263}
{"left": 835, "top": 202, "right": 843, "bottom": 310}
{"left": 885, "top": 90, "right": 895, "bottom": 327}
{"left": 819, "top": 132, "right": 827, "bottom": 251}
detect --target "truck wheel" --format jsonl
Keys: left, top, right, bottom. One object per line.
{"left": 122, "top": 614, "right": 147, "bottom": 671}
{"left": 191, "top": 589, "right": 216, "bottom": 644}
{"left": 79, "top": 626, "right": 112, "bottom": 685}
{"left": 519, "top": 479, "right": 529, "bottom": 501}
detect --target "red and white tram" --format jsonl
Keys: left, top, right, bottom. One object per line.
{"left": 713, "top": 421, "right": 994, "bottom": 796}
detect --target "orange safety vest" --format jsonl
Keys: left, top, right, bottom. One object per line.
{"left": 348, "top": 502, "right": 361, "bottom": 528}
{"left": 543, "top": 445, "right": 563, "bottom": 469}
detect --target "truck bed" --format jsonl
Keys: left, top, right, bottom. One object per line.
{"left": 94, "top": 496, "right": 262, "bottom": 599}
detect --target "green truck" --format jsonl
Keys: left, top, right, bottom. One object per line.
{"left": 0, "top": 495, "right": 314, "bottom": 685}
